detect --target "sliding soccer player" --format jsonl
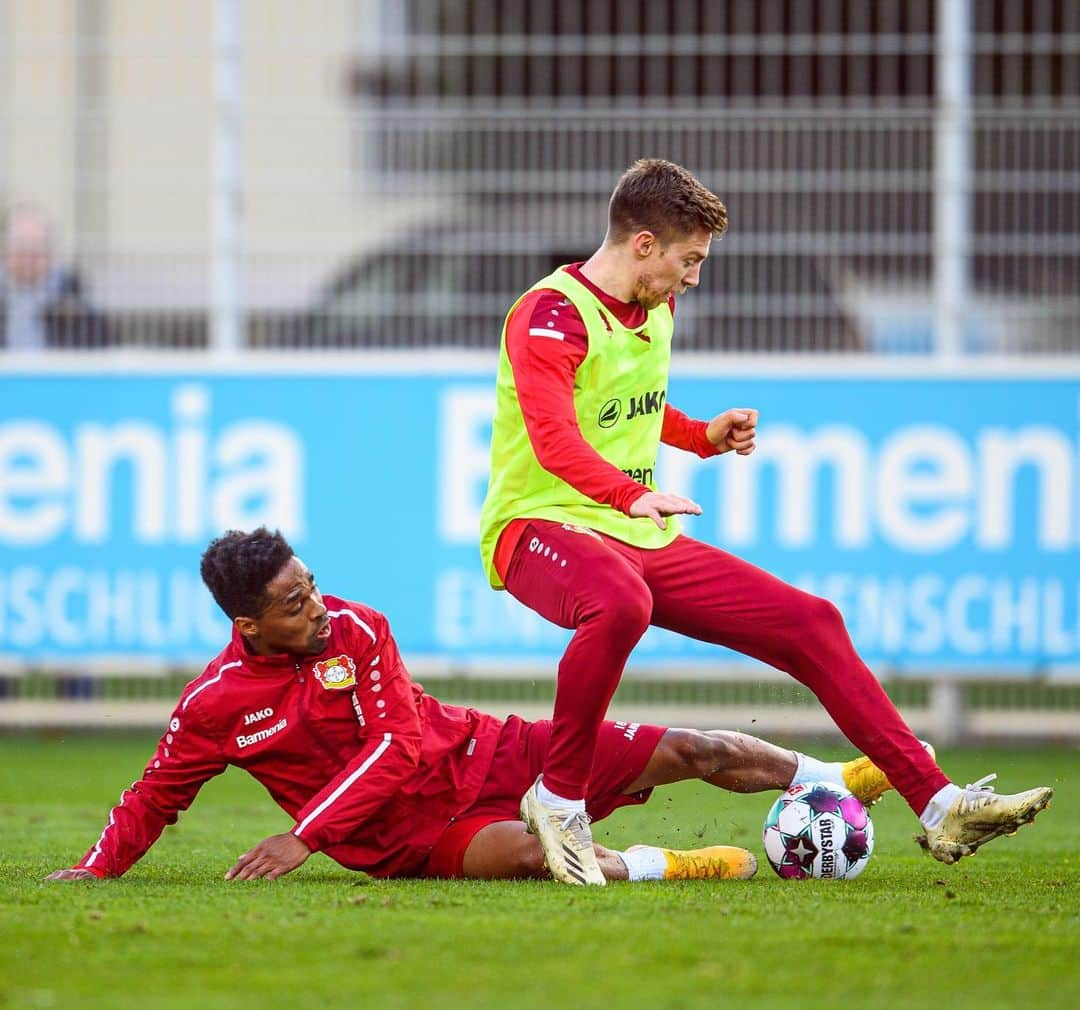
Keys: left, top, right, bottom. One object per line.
{"left": 51, "top": 528, "right": 921, "bottom": 885}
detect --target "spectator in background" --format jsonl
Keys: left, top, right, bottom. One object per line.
{"left": 0, "top": 204, "right": 109, "bottom": 350}
{"left": 0, "top": 205, "right": 106, "bottom": 701}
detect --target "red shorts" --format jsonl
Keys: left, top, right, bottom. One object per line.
{"left": 423, "top": 716, "right": 665, "bottom": 878}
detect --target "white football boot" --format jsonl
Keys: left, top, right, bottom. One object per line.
{"left": 916, "top": 774, "right": 1053, "bottom": 864}
{"left": 520, "top": 777, "right": 606, "bottom": 886}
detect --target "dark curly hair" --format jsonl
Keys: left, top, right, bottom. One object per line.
{"left": 200, "top": 528, "right": 295, "bottom": 619}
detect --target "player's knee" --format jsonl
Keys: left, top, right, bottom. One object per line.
{"left": 511, "top": 837, "right": 548, "bottom": 878}
{"left": 666, "top": 728, "right": 733, "bottom": 779}
{"left": 591, "top": 584, "right": 652, "bottom": 638}
{"left": 802, "top": 595, "right": 848, "bottom": 642}
{"left": 786, "top": 593, "right": 846, "bottom": 640}
{"left": 815, "top": 596, "right": 845, "bottom": 627}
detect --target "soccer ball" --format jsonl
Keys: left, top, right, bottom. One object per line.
{"left": 762, "top": 781, "right": 874, "bottom": 880}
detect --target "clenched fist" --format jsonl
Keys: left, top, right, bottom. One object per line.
{"left": 706, "top": 408, "right": 758, "bottom": 455}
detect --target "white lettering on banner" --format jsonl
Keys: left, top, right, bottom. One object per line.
{"left": 946, "top": 575, "right": 991, "bottom": 655}
{"left": 433, "top": 564, "right": 1078, "bottom": 661}
{"left": 876, "top": 427, "right": 972, "bottom": 552}
{"left": 796, "top": 572, "right": 1079, "bottom": 658}
{"left": 1043, "top": 581, "right": 1075, "bottom": 656}
{"left": 723, "top": 425, "right": 871, "bottom": 548}
{"left": 990, "top": 578, "right": 1041, "bottom": 652}
{"left": 438, "top": 387, "right": 1077, "bottom": 553}
{"left": 45, "top": 567, "right": 85, "bottom": 647}
{"left": 977, "top": 428, "right": 1073, "bottom": 550}
{"left": 0, "top": 384, "right": 305, "bottom": 547}
{"left": 434, "top": 569, "right": 571, "bottom": 650}
{"left": 75, "top": 423, "right": 168, "bottom": 543}
{"left": 175, "top": 385, "right": 208, "bottom": 540}
{"left": 439, "top": 387, "right": 496, "bottom": 544}
{"left": 713, "top": 423, "right": 1076, "bottom": 552}
{"left": 212, "top": 422, "right": 304, "bottom": 535}
{"left": 0, "top": 566, "right": 230, "bottom": 649}
{"left": 0, "top": 422, "right": 69, "bottom": 545}
{"left": 907, "top": 576, "right": 947, "bottom": 655}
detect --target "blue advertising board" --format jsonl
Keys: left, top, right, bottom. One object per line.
{"left": 1, "top": 364, "right": 1077, "bottom": 673}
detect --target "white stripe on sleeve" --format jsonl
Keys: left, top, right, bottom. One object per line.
{"left": 85, "top": 790, "right": 124, "bottom": 867}
{"left": 528, "top": 327, "right": 565, "bottom": 340}
{"left": 293, "top": 733, "right": 393, "bottom": 837}
{"left": 181, "top": 659, "right": 241, "bottom": 711}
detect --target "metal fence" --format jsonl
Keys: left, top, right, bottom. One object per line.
{"left": 1, "top": 0, "right": 1076, "bottom": 353}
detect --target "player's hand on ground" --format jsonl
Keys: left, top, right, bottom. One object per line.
{"left": 225, "top": 832, "right": 311, "bottom": 882}
{"left": 44, "top": 868, "right": 99, "bottom": 882}
{"left": 706, "top": 408, "right": 758, "bottom": 455}
{"left": 629, "top": 491, "right": 703, "bottom": 530}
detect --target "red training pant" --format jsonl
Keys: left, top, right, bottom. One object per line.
{"left": 503, "top": 520, "right": 947, "bottom": 815}
{"left": 423, "top": 716, "right": 664, "bottom": 878}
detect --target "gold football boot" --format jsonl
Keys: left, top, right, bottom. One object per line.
{"left": 626, "top": 844, "right": 758, "bottom": 881}
{"left": 841, "top": 741, "right": 937, "bottom": 807}
{"left": 915, "top": 774, "right": 1053, "bottom": 864}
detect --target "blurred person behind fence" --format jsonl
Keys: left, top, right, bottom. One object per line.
{"left": 0, "top": 204, "right": 109, "bottom": 350}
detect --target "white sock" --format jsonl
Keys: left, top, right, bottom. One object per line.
{"left": 919, "top": 783, "right": 962, "bottom": 829}
{"left": 536, "top": 777, "right": 585, "bottom": 814}
{"left": 618, "top": 846, "right": 668, "bottom": 882}
{"left": 789, "top": 752, "right": 845, "bottom": 789}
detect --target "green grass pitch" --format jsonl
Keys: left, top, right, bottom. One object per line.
{"left": 1, "top": 734, "right": 1076, "bottom": 1010}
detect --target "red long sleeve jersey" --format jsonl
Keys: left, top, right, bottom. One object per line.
{"left": 76, "top": 597, "right": 503, "bottom": 879}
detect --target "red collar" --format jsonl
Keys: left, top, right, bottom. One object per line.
{"left": 563, "top": 262, "right": 650, "bottom": 330}
{"left": 228, "top": 624, "right": 331, "bottom": 673}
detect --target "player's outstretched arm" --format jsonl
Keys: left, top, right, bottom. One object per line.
{"left": 42, "top": 690, "right": 227, "bottom": 882}
{"left": 225, "top": 832, "right": 312, "bottom": 882}
{"left": 706, "top": 408, "right": 758, "bottom": 455}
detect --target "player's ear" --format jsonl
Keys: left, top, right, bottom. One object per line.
{"left": 632, "top": 230, "right": 657, "bottom": 258}
{"left": 234, "top": 615, "right": 259, "bottom": 638}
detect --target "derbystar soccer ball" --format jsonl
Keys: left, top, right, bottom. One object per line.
{"left": 762, "top": 781, "right": 874, "bottom": 880}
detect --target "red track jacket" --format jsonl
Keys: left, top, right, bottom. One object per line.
{"left": 75, "top": 597, "right": 503, "bottom": 878}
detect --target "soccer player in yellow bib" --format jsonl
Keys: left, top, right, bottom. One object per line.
{"left": 479, "top": 159, "right": 1051, "bottom": 886}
